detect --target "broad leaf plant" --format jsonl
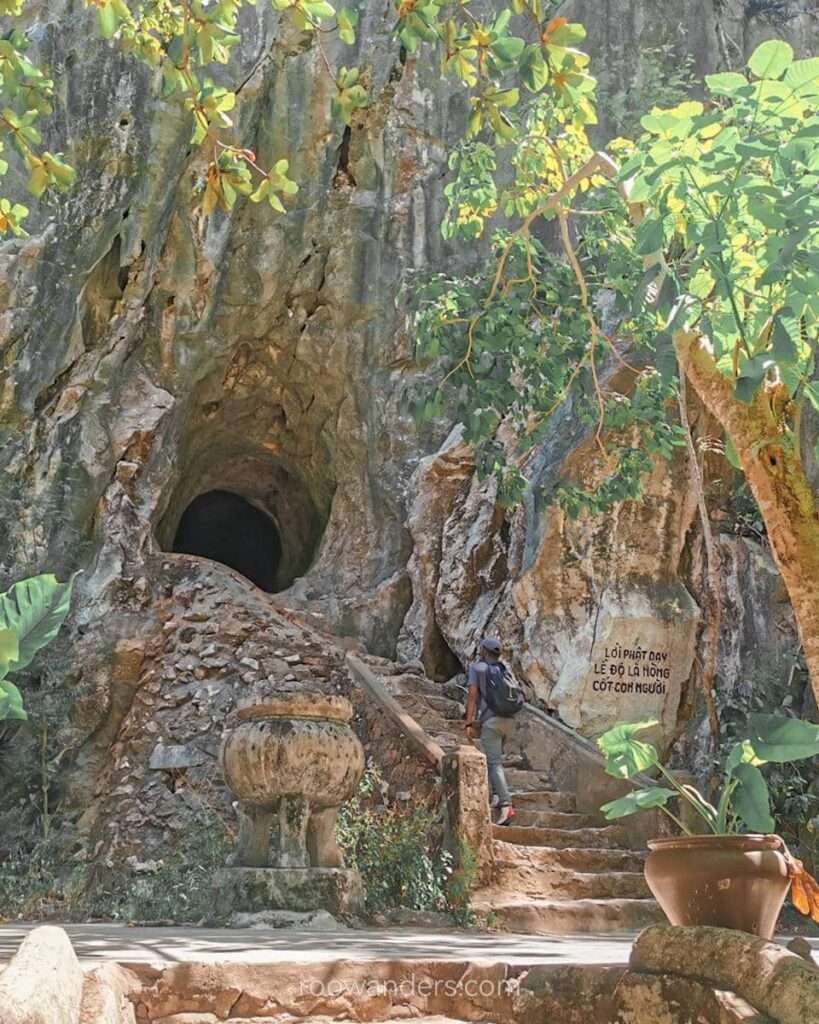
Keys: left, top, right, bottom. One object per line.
{"left": 0, "top": 574, "right": 76, "bottom": 722}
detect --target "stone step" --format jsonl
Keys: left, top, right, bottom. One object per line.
{"left": 423, "top": 694, "right": 465, "bottom": 718}
{"left": 391, "top": 696, "right": 460, "bottom": 746}
{"left": 489, "top": 860, "right": 651, "bottom": 900}
{"left": 472, "top": 896, "right": 665, "bottom": 935}
{"left": 499, "top": 810, "right": 599, "bottom": 830}
{"left": 382, "top": 673, "right": 444, "bottom": 699}
{"left": 505, "top": 790, "right": 577, "bottom": 815}
{"left": 511, "top": 790, "right": 578, "bottom": 811}
{"left": 493, "top": 840, "right": 645, "bottom": 873}
{"left": 491, "top": 823, "right": 631, "bottom": 849}
{"left": 504, "top": 768, "right": 554, "bottom": 792}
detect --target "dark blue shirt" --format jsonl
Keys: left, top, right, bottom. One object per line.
{"left": 468, "top": 658, "right": 497, "bottom": 723}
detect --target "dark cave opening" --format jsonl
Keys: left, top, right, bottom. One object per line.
{"left": 172, "top": 490, "right": 283, "bottom": 593}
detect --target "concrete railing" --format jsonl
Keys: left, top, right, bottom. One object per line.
{"left": 346, "top": 655, "right": 492, "bottom": 883}
{"left": 346, "top": 653, "right": 446, "bottom": 771}
{"left": 510, "top": 702, "right": 665, "bottom": 846}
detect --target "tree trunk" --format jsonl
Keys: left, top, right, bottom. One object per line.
{"left": 675, "top": 331, "right": 819, "bottom": 702}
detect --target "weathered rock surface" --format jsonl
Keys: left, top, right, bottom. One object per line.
{"left": 614, "top": 972, "right": 772, "bottom": 1023}
{"left": 400, "top": 410, "right": 702, "bottom": 745}
{"left": 79, "top": 963, "right": 141, "bottom": 1024}
{"left": 632, "top": 925, "right": 819, "bottom": 1024}
{"left": 0, "top": 0, "right": 816, "bottom": 875}
{"left": 0, "top": 925, "right": 84, "bottom": 1024}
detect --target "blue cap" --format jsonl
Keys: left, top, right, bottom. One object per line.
{"left": 481, "top": 637, "right": 501, "bottom": 653}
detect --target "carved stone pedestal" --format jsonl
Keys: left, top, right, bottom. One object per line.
{"left": 217, "top": 692, "right": 365, "bottom": 917}
{"left": 212, "top": 866, "right": 363, "bottom": 918}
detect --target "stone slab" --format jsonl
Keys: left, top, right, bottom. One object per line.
{"left": 212, "top": 867, "right": 363, "bottom": 918}
{"left": 549, "top": 581, "right": 699, "bottom": 748}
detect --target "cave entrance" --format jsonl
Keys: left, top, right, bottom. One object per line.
{"left": 172, "top": 490, "right": 283, "bottom": 593}
{"left": 158, "top": 453, "right": 329, "bottom": 593}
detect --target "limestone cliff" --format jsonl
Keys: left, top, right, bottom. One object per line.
{"left": 0, "top": 0, "right": 815, "bottom": 872}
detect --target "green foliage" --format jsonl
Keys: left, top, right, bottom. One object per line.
{"left": 0, "top": 0, "right": 595, "bottom": 230}
{"left": 408, "top": 181, "right": 685, "bottom": 518}
{"left": 597, "top": 714, "right": 819, "bottom": 835}
{"left": 746, "top": 713, "right": 819, "bottom": 762}
{"left": 445, "top": 837, "right": 478, "bottom": 927}
{"left": 406, "top": 36, "right": 819, "bottom": 524}
{"left": 332, "top": 66, "right": 368, "bottom": 125}
{"left": 88, "top": 815, "right": 233, "bottom": 923}
{"left": 0, "top": 838, "right": 69, "bottom": 920}
{"left": 0, "top": 27, "right": 73, "bottom": 229}
{"left": 598, "top": 786, "right": 678, "bottom": 818}
{"left": 0, "top": 679, "right": 24, "bottom": 723}
{"left": 596, "top": 719, "right": 662, "bottom": 777}
{"left": 336, "top": 764, "right": 454, "bottom": 917}
{"left": 0, "top": 574, "right": 76, "bottom": 723}
{"left": 620, "top": 41, "right": 819, "bottom": 412}
{"left": 0, "top": 574, "right": 77, "bottom": 675}
{"left": 0, "top": 0, "right": 354, "bottom": 226}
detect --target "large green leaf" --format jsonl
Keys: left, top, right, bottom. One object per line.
{"left": 597, "top": 720, "right": 660, "bottom": 779}
{"left": 519, "top": 44, "right": 548, "bottom": 92}
{"left": 731, "top": 762, "right": 774, "bottom": 834}
{"left": 0, "top": 574, "right": 76, "bottom": 674}
{"left": 601, "top": 787, "right": 676, "bottom": 820}
{"left": 725, "top": 739, "right": 763, "bottom": 774}
{"left": 748, "top": 40, "right": 794, "bottom": 81}
{"left": 0, "top": 629, "right": 17, "bottom": 681}
{"left": 0, "top": 679, "right": 27, "bottom": 722}
{"left": 784, "top": 57, "right": 819, "bottom": 92}
{"left": 705, "top": 71, "right": 747, "bottom": 97}
{"left": 746, "top": 714, "right": 819, "bottom": 763}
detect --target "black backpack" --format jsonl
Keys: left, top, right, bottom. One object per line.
{"left": 483, "top": 660, "right": 526, "bottom": 717}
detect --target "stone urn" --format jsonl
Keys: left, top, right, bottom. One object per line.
{"left": 215, "top": 691, "right": 365, "bottom": 917}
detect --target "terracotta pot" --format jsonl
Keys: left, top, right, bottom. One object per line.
{"left": 644, "top": 834, "right": 790, "bottom": 939}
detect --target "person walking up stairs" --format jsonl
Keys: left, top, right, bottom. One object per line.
{"left": 464, "top": 637, "right": 526, "bottom": 827}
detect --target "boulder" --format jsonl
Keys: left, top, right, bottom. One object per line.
{"left": 631, "top": 925, "right": 819, "bottom": 1024}
{"left": 0, "top": 926, "right": 84, "bottom": 1024}
{"left": 615, "top": 971, "right": 771, "bottom": 1023}
{"left": 79, "top": 963, "right": 141, "bottom": 1024}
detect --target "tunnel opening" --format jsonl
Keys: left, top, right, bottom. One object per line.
{"left": 158, "top": 450, "right": 330, "bottom": 594}
{"left": 172, "top": 490, "right": 283, "bottom": 593}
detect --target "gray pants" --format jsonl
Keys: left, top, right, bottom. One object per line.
{"left": 480, "top": 716, "right": 513, "bottom": 807}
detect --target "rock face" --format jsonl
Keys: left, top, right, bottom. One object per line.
{"left": 0, "top": 0, "right": 816, "bottom": 871}
{"left": 400, "top": 407, "right": 702, "bottom": 746}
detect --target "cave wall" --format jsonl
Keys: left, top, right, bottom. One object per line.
{"left": 0, "top": 1, "right": 467, "bottom": 654}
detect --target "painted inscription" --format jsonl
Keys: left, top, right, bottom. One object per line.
{"left": 590, "top": 643, "right": 670, "bottom": 696}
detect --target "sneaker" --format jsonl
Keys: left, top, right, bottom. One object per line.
{"left": 496, "top": 805, "right": 515, "bottom": 826}
{"left": 490, "top": 794, "right": 500, "bottom": 809}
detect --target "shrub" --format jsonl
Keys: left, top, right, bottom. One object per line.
{"left": 336, "top": 763, "right": 454, "bottom": 917}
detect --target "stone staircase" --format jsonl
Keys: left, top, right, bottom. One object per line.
{"left": 365, "top": 660, "right": 663, "bottom": 935}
